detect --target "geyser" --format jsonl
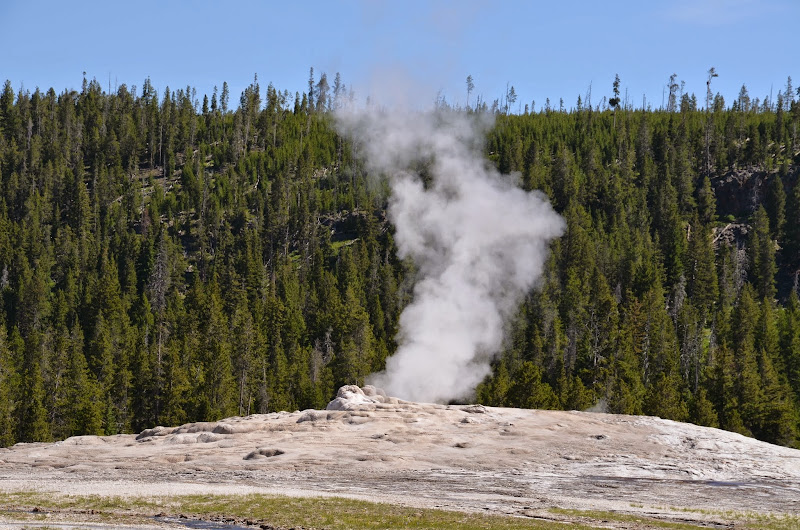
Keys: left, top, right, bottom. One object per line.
{"left": 336, "top": 107, "right": 564, "bottom": 403}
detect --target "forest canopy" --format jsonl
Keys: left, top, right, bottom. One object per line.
{"left": 0, "top": 71, "right": 798, "bottom": 448}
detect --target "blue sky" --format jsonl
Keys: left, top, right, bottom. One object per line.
{"left": 1, "top": 0, "right": 797, "bottom": 111}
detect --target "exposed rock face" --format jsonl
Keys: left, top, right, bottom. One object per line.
{"left": 1, "top": 386, "right": 799, "bottom": 523}
{"left": 713, "top": 167, "right": 770, "bottom": 218}
{"left": 712, "top": 222, "right": 749, "bottom": 250}
{"left": 712, "top": 164, "right": 798, "bottom": 221}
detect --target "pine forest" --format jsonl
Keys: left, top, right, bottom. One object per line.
{"left": 0, "top": 71, "right": 799, "bottom": 448}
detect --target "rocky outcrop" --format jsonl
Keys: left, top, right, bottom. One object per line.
{"left": 712, "top": 164, "right": 798, "bottom": 220}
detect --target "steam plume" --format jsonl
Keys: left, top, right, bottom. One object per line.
{"left": 336, "top": 107, "right": 564, "bottom": 403}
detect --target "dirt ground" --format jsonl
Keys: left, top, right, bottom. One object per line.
{"left": 1, "top": 386, "right": 799, "bottom": 528}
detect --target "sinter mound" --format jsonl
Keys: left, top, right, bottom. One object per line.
{"left": 1, "top": 385, "right": 799, "bottom": 525}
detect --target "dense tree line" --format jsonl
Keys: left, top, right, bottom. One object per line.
{"left": 0, "top": 72, "right": 798, "bottom": 448}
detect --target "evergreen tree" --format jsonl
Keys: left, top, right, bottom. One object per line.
{"left": 60, "top": 323, "right": 103, "bottom": 436}
{"left": 689, "top": 387, "right": 719, "bottom": 428}
{"left": 0, "top": 325, "right": 16, "bottom": 446}
{"left": 748, "top": 206, "right": 777, "bottom": 301}
{"left": 780, "top": 292, "right": 800, "bottom": 403}
{"left": 506, "top": 361, "right": 559, "bottom": 409}
{"left": 686, "top": 214, "right": 718, "bottom": 316}
{"left": 477, "top": 360, "right": 511, "bottom": 406}
{"left": 606, "top": 296, "right": 645, "bottom": 415}
{"left": 765, "top": 176, "right": 786, "bottom": 242}
{"left": 730, "top": 286, "right": 763, "bottom": 435}
{"left": 696, "top": 175, "right": 717, "bottom": 225}
{"left": 17, "top": 360, "right": 51, "bottom": 442}
{"left": 783, "top": 181, "right": 800, "bottom": 270}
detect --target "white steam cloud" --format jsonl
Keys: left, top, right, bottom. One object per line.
{"left": 336, "top": 107, "right": 564, "bottom": 404}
